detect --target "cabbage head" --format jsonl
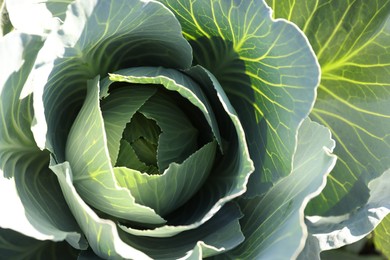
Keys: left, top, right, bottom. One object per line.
{"left": 0, "top": 0, "right": 389, "bottom": 259}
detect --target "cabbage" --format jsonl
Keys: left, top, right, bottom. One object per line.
{"left": 0, "top": 0, "right": 389, "bottom": 259}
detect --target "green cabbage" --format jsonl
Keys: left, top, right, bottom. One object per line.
{"left": 0, "top": 0, "right": 388, "bottom": 259}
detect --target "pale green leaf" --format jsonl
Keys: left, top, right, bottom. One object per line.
{"left": 100, "top": 85, "right": 157, "bottom": 165}
{"left": 266, "top": 0, "right": 390, "bottom": 216}
{"left": 163, "top": 65, "right": 254, "bottom": 232}
{"left": 116, "top": 139, "right": 159, "bottom": 175}
{"left": 107, "top": 67, "right": 222, "bottom": 152}
{"left": 107, "top": 65, "right": 253, "bottom": 240}
{"left": 137, "top": 90, "right": 199, "bottom": 171}
{"left": 158, "top": 0, "right": 320, "bottom": 196}
{"left": 373, "top": 214, "right": 390, "bottom": 259}
{"left": 0, "top": 1, "right": 12, "bottom": 36}
{"left": 50, "top": 161, "right": 153, "bottom": 260}
{"left": 225, "top": 118, "right": 336, "bottom": 259}
{"left": 65, "top": 76, "right": 165, "bottom": 225}
{"left": 114, "top": 141, "right": 217, "bottom": 219}
{"left": 0, "top": 32, "right": 42, "bottom": 172}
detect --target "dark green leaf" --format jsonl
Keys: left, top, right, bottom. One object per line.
{"left": 0, "top": 228, "right": 79, "bottom": 260}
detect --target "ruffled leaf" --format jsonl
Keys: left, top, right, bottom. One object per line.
{"left": 299, "top": 169, "right": 390, "bottom": 258}
{"left": 226, "top": 118, "right": 336, "bottom": 259}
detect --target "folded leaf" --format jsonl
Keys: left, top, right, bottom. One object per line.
{"left": 114, "top": 141, "right": 217, "bottom": 219}
{"left": 299, "top": 169, "right": 390, "bottom": 257}
{"left": 100, "top": 85, "right": 157, "bottom": 165}
{"left": 50, "top": 160, "right": 153, "bottom": 260}
{"left": 65, "top": 76, "right": 165, "bottom": 224}
{"left": 226, "top": 118, "right": 336, "bottom": 259}
{"left": 118, "top": 203, "right": 244, "bottom": 259}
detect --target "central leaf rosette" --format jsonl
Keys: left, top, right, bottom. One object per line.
{"left": 64, "top": 65, "right": 253, "bottom": 234}
{"left": 100, "top": 67, "right": 219, "bottom": 218}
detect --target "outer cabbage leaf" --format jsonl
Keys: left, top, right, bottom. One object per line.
{"left": 265, "top": 0, "right": 390, "bottom": 254}
{"left": 51, "top": 159, "right": 245, "bottom": 259}
{"left": 117, "top": 202, "right": 244, "bottom": 259}
{"left": 298, "top": 169, "right": 390, "bottom": 259}
{"left": 320, "top": 250, "right": 385, "bottom": 260}
{"left": 265, "top": 0, "right": 390, "bottom": 214}
{"left": 50, "top": 160, "right": 153, "bottom": 260}
{"left": 157, "top": 0, "right": 320, "bottom": 195}
{"left": 0, "top": 32, "right": 86, "bottom": 248}
{"left": 224, "top": 118, "right": 336, "bottom": 259}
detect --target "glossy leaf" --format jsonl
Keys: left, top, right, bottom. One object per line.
{"left": 158, "top": 0, "right": 320, "bottom": 195}
{"left": 266, "top": 0, "right": 390, "bottom": 216}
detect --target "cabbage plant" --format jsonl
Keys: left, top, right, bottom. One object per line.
{"left": 0, "top": 0, "right": 389, "bottom": 259}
